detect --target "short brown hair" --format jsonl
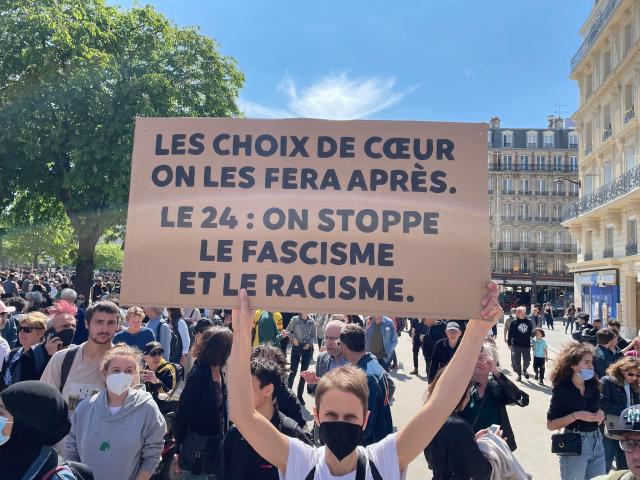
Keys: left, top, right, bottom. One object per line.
{"left": 596, "top": 328, "right": 616, "bottom": 346}
{"left": 126, "top": 306, "right": 145, "bottom": 319}
{"left": 315, "top": 366, "right": 368, "bottom": 414}
{"left": 192, "top": 326, "right": 233, "bottom": 367}
{"left": 86, "top": 300, "right": 121, "bottom": 325}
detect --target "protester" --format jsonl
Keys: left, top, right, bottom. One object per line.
{"left": 90, "top": 278, "right": 104, "bottom": 303}
{"left": 594, "top": 405, "right": 640, "bottom": 479}
{"left": 565, "top": 303, "right": 577, "bottom": 334}
{"left": 339, "top": 323, "right": 393, "bottom": 445}
{"left": 144, "top": 307, "right": 172, "bottom": 361}
{"left": 508, "top": 306, "right": 534, "bottom": 382}
{"left": 1, "top": 311, "right": 48, "bottom": 389}
{"left": 173, "top": 326, "right": 232, "bottom": 479}
{"left": 595, "top": 328, "right": 624, "bottom": 379}
{"left": 600, "top": 357, "right": 640, "bottom": 472}
{"left": 167, "top": 307, "right": 190, "bottom": 366}
{"left": 41, "top": 300, "right": 120, "bottom": 413}
{"left": 410, "top": 317, "right": 445, "bottom": 376}
{"left": 547, "top": 341, "right": 606, "bottom": 479}
{"left": 423, "top": 369, "right": 493, "bottom": 479}
{"left": 142, "top": 341, "right": 178, "bottom": 414}
{"left": 2, "top": 297, "right": 25, "bottom": 349}
{"left": 503, "top": 308, "right": 516, "bottom": 343}
{"left": 0, "top": 381, "right": 92, "bottom": 480}
{"left": 461, "top": 341, "right": 528, "bottom": 451}
{"left": 114, "top": 306, "right": 155, "bottom": 351}
{"left": 65, "top": 344, "right": 165, "bottom": 480}
{"left": 531, "top": 328, "right": 549, "bottom": 385}
{"left": 529, "top": 307, "right": 542, "bottom": 330}
{"left": 609, "top": 320, "right": 631, "bottom": 350}
{"left": 428, "top": 321, "right": 462, "bottom": 383}
{"left": 283, "top": 312, "right": 317, "bottom": 405}
{"left": 364, "top": 314, "right": 398, "bottom": 372}
{"left": 624, "top": 338, "right": 640, "bottom": 358}
{"left": 0, "top": 300, "right": 16, "bottom": 351}
{"left": 227, "top": 285, "right": 501, "bottom": 480}
{"left": 544, "top": 303, "right": 555, "bottom": 330}
{"left": 302, "top": 319, "right": 348, "bottom": 395}
{"left": 254, "top": 311, "right": 280, "bottom": 347}
{"left": 215, "top": 357, "right": 312, "bottom": 479}
{"left": 59, "top": 289, "right": 88, "bottom": 345}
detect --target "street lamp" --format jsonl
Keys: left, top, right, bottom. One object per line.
{"left": 554, "top": 177, "right": 581, "bottom": 188}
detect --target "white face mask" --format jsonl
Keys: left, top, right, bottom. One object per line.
{"left": 106, "top": 372, "right": 133, "bottom": 396}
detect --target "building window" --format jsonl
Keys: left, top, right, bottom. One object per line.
{"left": 555, "top": 181, "right": 564, "bottom": 195}
{"left": 503, "top": 256, "right": 512, "bottom": 273}
{"left": 536, "top": 231, "right": 544, "bottom": 246}
{"left": 535, "top": 258, "right": 546, "bottom": 274}
{"left": 628, "top": 218, "right": 637, "bottom": 248}
{"left": 503, "top": 230, "right": 512, "bottom": 245}
{"left": 492, "top": 256, "right": 497, "bottom": 272}
{"left": 603, "top": 50, "right": 612, "bottom": 79}
{"left": 569, "top": 132, "right": 578, "bottom": 149}
{"left": 527, "top": 132, "right": 537, "bottom": 148}
{"left": 520, "top": 257, "right": 528, "bottom": 273}
{"left": 626, "top": 147, "right": 635, "bottom": 172}
{"left": 585, "top": 231, "right": 593, "bottom": 258}
{"left": 520, "top": 204, "right": 529, "bottom": 221}
{"left": 554, "top": 204, "right": 562, "bottom": 219}
{"left": 605, "top": 226, "right": 614, "bottom": 256}
{"left": 535, "top": 155, "right": 546, "bottom": 170}
{"left": 488, "top": 177, "right": 493, "bottom": 192}
{"left": 520, "top": 155, "right": 529, "bottom": 170}
{"left": 625, "top": 23, "right": 634, "bottom": 54}
{"left": 520, "top": 230, "right": 528, "bottom": 246}
{"left": 604, "top": 160, "right": 613, "bottom": 184}
{"left": 553, "top": 155, "right": 563, "bottom": 171}
{"left": 569, "top": 156, "right": 578, "bottom": 171}
{"left": 538, "top": 203, "right": 546, "bottom": 219}
{"left": 502, "top": 177, "right": 513, "bottom": 193}
{"left": 556, "top": 231, "right": 563, "bottom": 246}
{"left": 502, "top": 154, "right": 513, "bottom": 170}
{"left": 537, "top": 178, "right": 546, "bottom": 195}
{"left": 503, "top": 203, "right": 512, "bottom": 218}
{"left": 555, "top": 258, "right": 565, "bottom": 275}
{"left": 502, "top": 132, "right": 513, "bottom": 148}
{"left": 543, "top": 132, "right": 554, "bottom": 148}
{"left": 521, "top": 178, "right": 529, "bottom": 194}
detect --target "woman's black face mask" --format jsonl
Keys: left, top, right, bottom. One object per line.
{"left": 318, "top": 421, "right": 364, "bottom": 461}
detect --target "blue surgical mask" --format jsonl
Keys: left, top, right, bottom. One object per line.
{"left": 580, "top": 368, "right": 595, "bottom": 381}
{"left": 0, "top": 415, "right": 12, "bottom": 446}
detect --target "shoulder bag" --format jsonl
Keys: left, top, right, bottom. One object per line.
{"left": 551, "top": 430, "right": 582, "bottom": 456}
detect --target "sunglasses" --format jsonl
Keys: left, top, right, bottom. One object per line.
{"left": 18, "top": 325, "right": 43, "bottom": 333}
{"left": 625, "top": 371, "right": 640, "bottom": 378}
{"left": 147, "top": 351, "right": 163, "bottom": 357}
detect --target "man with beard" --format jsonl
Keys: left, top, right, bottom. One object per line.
{"left": 41, "top": 300, "right": 120, "bottom": 412}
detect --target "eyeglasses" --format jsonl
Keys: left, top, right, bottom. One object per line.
{"left": 147, "top": 351, "right": 163, "bottom": 357}
{"left": 620, "top": 439, "right": 640, "bottom": 452}
{"left": 18, "top": 325, "right": 43, "bottom": 333}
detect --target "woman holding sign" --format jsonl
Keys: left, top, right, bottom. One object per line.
{"left": 228, "top": 283, "right": 502, "bottom": 479}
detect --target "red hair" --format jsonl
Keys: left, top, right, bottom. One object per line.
{"left": 48, "top": 300, "right": 78, "bottom": 317}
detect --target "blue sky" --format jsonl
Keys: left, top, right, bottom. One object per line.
{"left": 113, "top": 1, "right": 593, "bottom": 128}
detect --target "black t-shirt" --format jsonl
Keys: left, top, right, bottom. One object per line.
{"left": 215, "top": 410, "right": 311, "bottom": 480}
{"left": 547, "top": 378, "right": 601, "bottom": 432}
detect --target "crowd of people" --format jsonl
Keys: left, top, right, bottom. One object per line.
{"left": 5, "top": 267, "right": 640, "bottom": 480}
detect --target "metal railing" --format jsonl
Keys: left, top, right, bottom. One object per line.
{"left": 496, "top": 242, "right": 577, "bottom": 253}
{"left": 561, "top": 162, "right": 640, "bottom": 221}
{"left": 625, "top": 105, "right": 635, "bottom": 124}
{"left": 527, "top": 143, "right": 538, "bottom": 148}
{"left": 603, "top": 248, "right": 614, "bottom": 258}
{"left": 571, "top": 0, "right": 621, "bottom": 72}
{"left": 602, "top": 127, "right": 612, "bottom": 142}
{"left": 501, "top": 190, "right": 516, "bottom": 195}
{"left": 584, "top": 252, "right": 594, "bottom": 261}
{"left": 626, "top": 243, "right": 638, "bottom": 256}
{"left": 585, "top": 145, "right": 593, "bottom": 156}
{"left": 488, "top": 163, "right": 578, "bottom": 173}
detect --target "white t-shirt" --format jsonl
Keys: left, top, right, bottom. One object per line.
{"left": 279, "top": 433, "right": 405, "bottom": 480}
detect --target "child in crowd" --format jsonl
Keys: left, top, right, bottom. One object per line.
{"left": 531, "top": 328, "right": 548, "bottom": 385}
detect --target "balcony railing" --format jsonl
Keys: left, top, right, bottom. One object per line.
{"left": 517, "top": 216, "right": 533, "bottom": 222}
{"left": 501, "top": 190, "right": 516, "bottom": 195}
{"left": 569, "top": 143, "right": 579, "bottom": 149}
{"left": 602, "top": 127, "right": 612, "bottom": 142}
{"left": 625, "top": 105, "right": 635, "bottom": 124}
{"left": 584, "top": 252, "right": 593, "bottom": 261}
{"left": 603, "top": 247, "right": 614, "bottom": 258}
{"left": 500, "top": 216, "right": 515, "bottom": 222}
{"left": 585, "top": 145, "right": 593, "bottom": 156}
{"left": 561, "top": 162, "right": 640, "bottom": 221}
{"left": 488, "top": 163, "right": 578, "bottom": 173}
{"left": 571, "top": 0, "right": 621, "bottom": 72}
{"left": 626, "top": 243, "right": 638, "bottom": 256}
{"left": 496, "top": 242, "right": 577, "bottom": 253}
{"left": 527, "top": 143, "right": 538, "bottom": 148}
{"left": 519, "top": 190, "right": 532, "bottom": 195}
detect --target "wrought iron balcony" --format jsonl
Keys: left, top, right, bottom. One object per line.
{"left": 585, "top": 145, "right": 593, "bottom": 156}
{"left": 625, "top": 105, "right": 635, "bottom": 124}
{"left": 527, "top": 143, "right": 538, "bottom": 148}
{"left": 602, "top": 127, "right": 612, "bottom": 142}
{"left": 488, "top": 163, "right": 579, "bottom": 173}
{"left": 501, "top": 190, "right": 516, "bottom": 195}
{"left": 571, "top": 0, "right": 621, "bottom": 72}
{"left": 561, "top": 162, "right": 640, "bottom": 221}
{"left": 626, "top": 243, "right": 638, "bottom": 256}
{"left": 603, "top": 248, "right": 614, "bottom": 258}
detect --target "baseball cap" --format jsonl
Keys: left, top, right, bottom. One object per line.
{"left": 445, "top": 321, "right": 461, "bottom": 332}
{"left": 143, "top": 341, "right": 163, "bottom": 355}
{"left": 189, "top": 318, "right": 214, "bottom": 335}
{"left": 606, "top": 405, "right": 640, "bottom": 437}
{"left": 0, "top": 301, "right": 16, "bottom": 315}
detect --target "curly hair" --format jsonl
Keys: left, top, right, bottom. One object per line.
{"left": 607, "top": 356, "right": 640, "bottom": 391}
{"left": 549, "top": 341, "right": 600, "bottom": 390}
{"left": 251, "top": 344, "right": 288, "bottom": 384}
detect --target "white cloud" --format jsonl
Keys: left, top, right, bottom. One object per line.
{"left": 240, "top": 72, "right": 413, "bottom": 120}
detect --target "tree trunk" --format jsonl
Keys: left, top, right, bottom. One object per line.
{"left": 32, "top": 253, "right": 38, "bottom": 270}
{"left": 75, "top": 232, "right": 101, "bottom": 301}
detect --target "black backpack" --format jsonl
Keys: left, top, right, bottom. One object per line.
{"left": 154, "top": 320, "right": 180, "bottom": 362}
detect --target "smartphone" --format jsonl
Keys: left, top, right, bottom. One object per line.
{"left": 488, "top": 424, "right": 500, "bottom": 435}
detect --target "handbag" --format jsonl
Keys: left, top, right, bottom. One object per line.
{"left": 551, "top": 431, "right": 582, "bottom": 456}
{"left": 179, "top": 428, "right": 224, "bottom": 475}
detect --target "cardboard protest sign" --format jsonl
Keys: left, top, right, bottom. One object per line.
{"left": 121, "top": 118, "right": 489, "bottom": 317}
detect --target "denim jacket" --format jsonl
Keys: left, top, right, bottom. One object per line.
{"left": 364, "top": 317, "right": 398, "bottom": 363}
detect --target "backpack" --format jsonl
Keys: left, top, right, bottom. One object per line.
{"left": 304, "top": 448, "right": 382, "bottom": 480}
{"left": 153, "top": 320, "right": 178, "bottom": 362}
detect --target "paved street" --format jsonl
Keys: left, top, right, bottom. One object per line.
{"left": 301, "top": 319, "right": 577, "bottom": 479}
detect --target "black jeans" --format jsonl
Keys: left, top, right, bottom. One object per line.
{"left": 288, "top": 345, "right": 313, "bottom": 398}
{"left": 280, "top": 336, "right": 289, "bottom": 355}
{"left": 533, "top": 356, "right": 546, "bottom": 380}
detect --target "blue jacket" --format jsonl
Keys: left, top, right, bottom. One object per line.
{"left": 594, "top": 345, "right": 623, "bottom": 379}
{"left": 364, "top": 317, "right": 398, "bottom": 364}
{"left": 356, "top": 353, "right": 393, "bottom": 445}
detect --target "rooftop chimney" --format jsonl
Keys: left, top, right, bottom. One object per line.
{"left": 547, "top": 115, "right": 555, "bottom": 128}
{"left": 489, "top": 116, "right": 501, "bottom": 129}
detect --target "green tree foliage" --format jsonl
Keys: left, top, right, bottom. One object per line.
{"left": 94, "top": 243, "right": 124, "bottom": 271}
{"left": 0, "top": 195, "right": 77, "bottom": 268}
{"left": 0, "top": 0, "right": 244, "bottom": 297}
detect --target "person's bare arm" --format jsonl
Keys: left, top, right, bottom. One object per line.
{"left": 396, "top": 281, "right": 502, "bottom": 471}
{"left": 228, "top": 290, "right": 289, "bottom": 472}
